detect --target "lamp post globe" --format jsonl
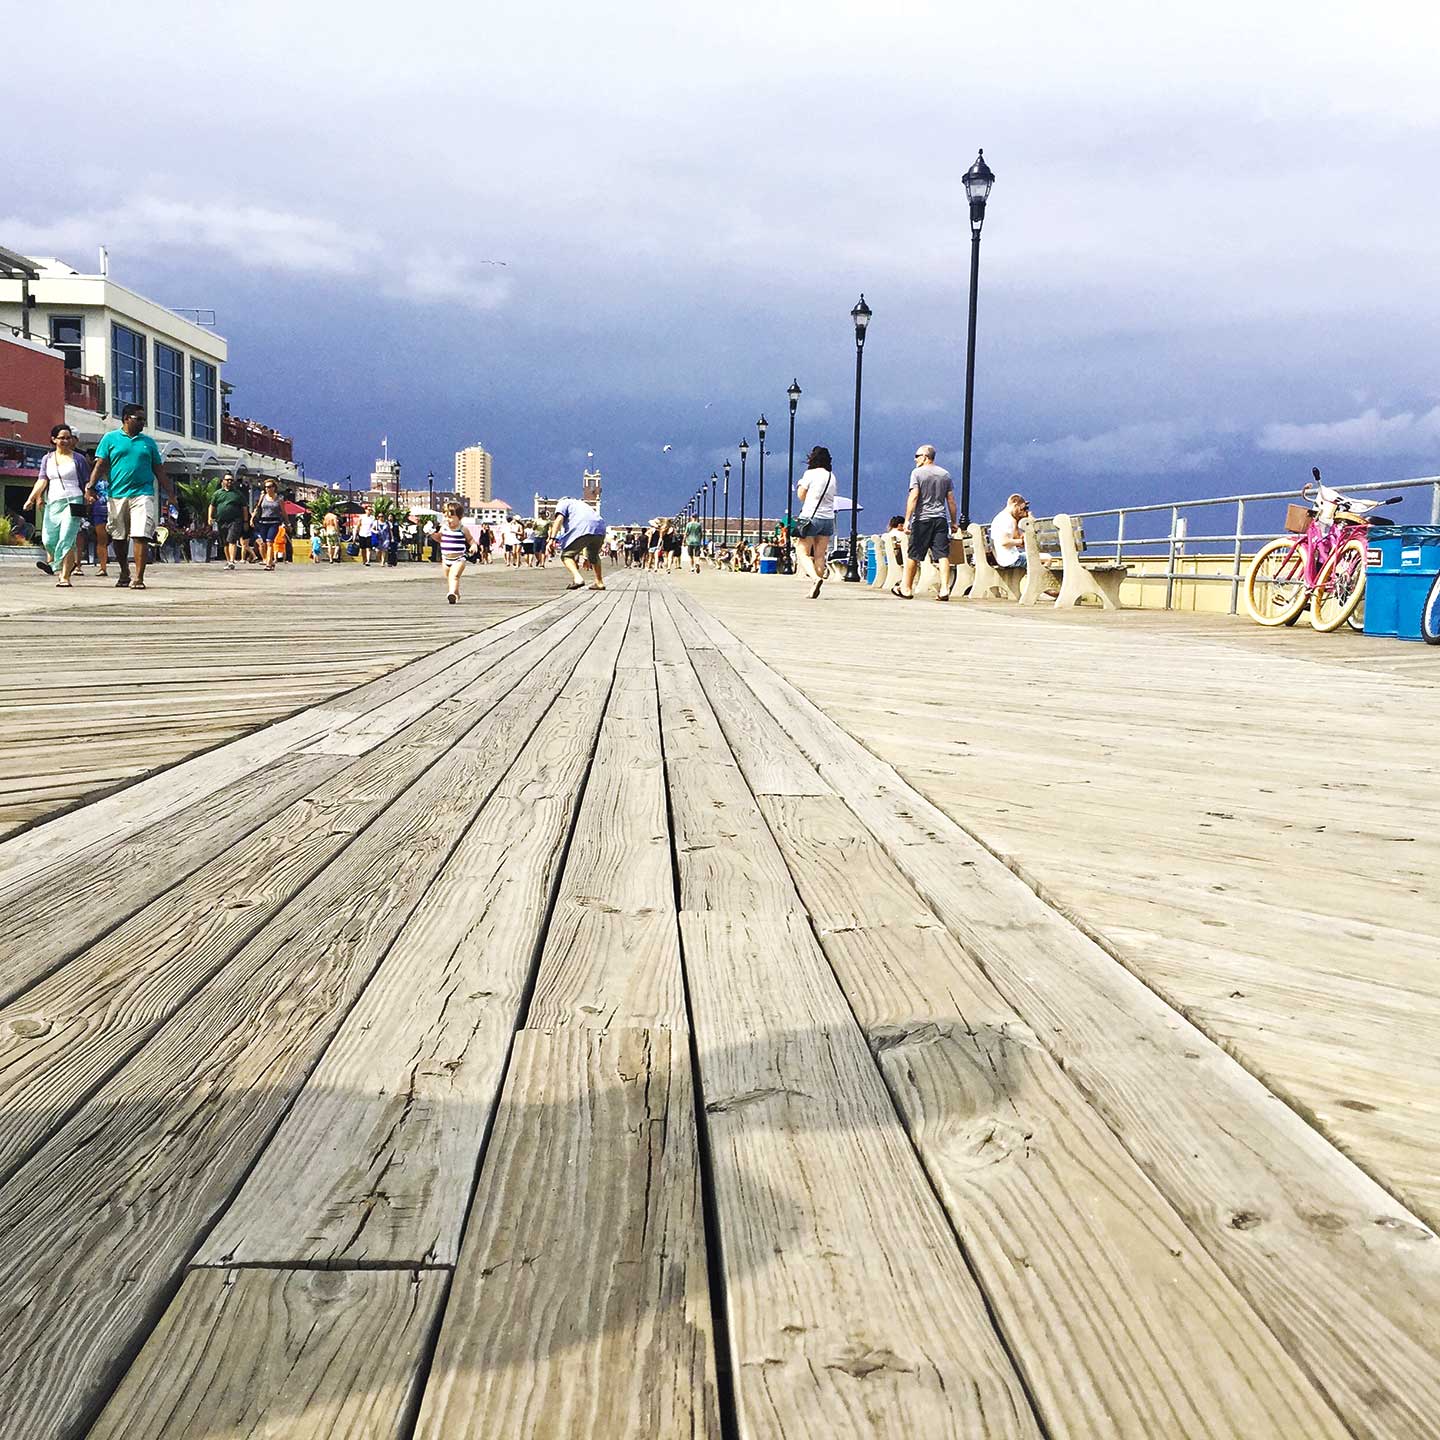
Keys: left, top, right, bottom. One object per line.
{"left": 756, "top": 414, "right": 768, "bottom": 556}
{"left": 785, "top": 380, "right": 800, "bottom": 575}
{"left": 959, "top": 149, "right": 995, "bottom": 529}
{"left": 844, "top": 294, "right": 871, "bottom": 582}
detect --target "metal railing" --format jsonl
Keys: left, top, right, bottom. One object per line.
{"left": 1069, "top": 475, "right": 1440, "bottom": 613}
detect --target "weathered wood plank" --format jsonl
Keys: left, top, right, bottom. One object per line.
{"left": 680, "top": 910, "right": 1039, "bottom": 1439}
{"left": 617, "top": 589, "right": 655, "bottom": 668}
{"left": 88, "top": 1268, "right": 443, "bottom": 1440}
{"left": 199, "top": 613, "right": 627, "bottom": 1267}
{"left": 686, "top": 643, "right": 829, "bottom": 797}
{"left": 414, "top": 1027, "right": 720, "bottom": 1439}
{"left": 709, "top": 620, "right": 1440, "bottom": 1440}
{"left": 0, "top": 600, "right": 612, "bottom": 1189}
{"left": 654, "top": 660, "right": 801, "bottom": 914}
{"left": 759, "top": 794, "right": 1350, "bottom": 1440}
{"left": 0, "top": 587, "right": 580, "bottom": 905}
{"left": 0, "top": 602, "right": 625, "bottom": 1440}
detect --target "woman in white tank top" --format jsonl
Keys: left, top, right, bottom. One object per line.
{"left": 794, "top": 444, "right": 838, "bottom": 597}
{"left": 23, "top": 424, "right": 90, "bottom": 585}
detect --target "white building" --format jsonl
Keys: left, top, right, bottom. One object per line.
{"left": 370, "top": 458, "right": 401, "bottom": 496}
{"left": 470, "top": 499, "right": 513, "bottom": 526}
{"left": 455, "top": 444, "right": 493, "bottom": 506}
{"left": 0, "top": 251, "right": 300, "bottom": 487}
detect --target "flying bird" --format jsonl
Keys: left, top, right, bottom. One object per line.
{"left": 662, "top": 444, "right": 674, "bottom": 453}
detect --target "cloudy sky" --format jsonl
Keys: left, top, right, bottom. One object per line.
{"left": 10, "top": 0, "right": 1440, "bottom": 522}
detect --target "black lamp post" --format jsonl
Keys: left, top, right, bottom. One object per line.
{"left": 737, "top": 438, "right": 749, "bottom": 553}
{"left": 756, "top": 414, "right": 768, "bottom": 554}
{"left": 843, "top": 294, "right": 872, "bottom": 582}
{"left": 959, "top": 148, "right": 995, "bottom": 529}
{"left": 785, "top": 379, "right": 800, "bottom": 574}
{"left": 722, "top": 459, "right": 731, "bottom": 546}
{"left": 426, "top": 469, "right": 434, "bottom": 513}
{"left": 709, "top": 471, "right": 717, "bottom": 545}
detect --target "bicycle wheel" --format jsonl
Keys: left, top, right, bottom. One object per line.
{"left": 1422, "top": 572, "right": 1440, "bottom": 644}
{"left": 1346, "top": 592, "right": 1366, "bottom": 632}
{"left": 1311, "top": 536, "right": 1367, "bottom": 632}
{"left": 1245, "top": 538, "right": 1309, "bottom": 626}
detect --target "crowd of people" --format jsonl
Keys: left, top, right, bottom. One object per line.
{"left": 659, "top": 441, "right": 1032, "bottom": 604}
{"left": 18, "top": 410, "right": 1030, "bottom": 611}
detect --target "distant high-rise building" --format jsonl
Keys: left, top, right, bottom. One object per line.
{"left": 456, "top": 444, "right": 493, "bottom": 506}
{"left": 582, "top": 467, "right": 601, "bottom": 506}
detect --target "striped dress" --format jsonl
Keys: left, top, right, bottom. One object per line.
{"left": 438, "top": 523, "right": 468, "bottom": 564}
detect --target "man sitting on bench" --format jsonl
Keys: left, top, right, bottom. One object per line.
{"left": 991, "top": 493, "right": 1029, "bottom": 570}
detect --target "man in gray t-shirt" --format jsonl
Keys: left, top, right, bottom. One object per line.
{"left": 900, "top": 444, "right": 957, "bottom": 599}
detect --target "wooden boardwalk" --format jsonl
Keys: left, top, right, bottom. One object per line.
{"left": 0, "top": 567, "right": 1436, "bottom": 1439}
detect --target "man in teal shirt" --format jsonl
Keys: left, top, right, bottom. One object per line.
{"left": 87, "top": 404, "right": 167, "bottom": 589}
{"left": 684, "top": 515, "right": 705, "bottom": 572}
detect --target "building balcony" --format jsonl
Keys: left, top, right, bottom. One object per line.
{"left": 64, "top": 371, "right": 105, "bottom": 413}
{"left": 222, "top": 414, "right": 293, "bottom": 462}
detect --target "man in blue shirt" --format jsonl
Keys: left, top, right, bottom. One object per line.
{"left": 548, "top": 495, "right": 607, "bottom": 591}
{"left": 86, "top": 404, "right": 168, "bottom": 590}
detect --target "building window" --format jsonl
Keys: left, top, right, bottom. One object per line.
{"left": 111, "top": 323, "right": 146, "bottom": 418}
{"left": 191, "top": 358, "right": 217, "bottom": 442}
{"left": 155, "top": 343, "right": 185, "bottom": 434}
{"left": 49, "top": 316, "right": 84, "bottom": 372}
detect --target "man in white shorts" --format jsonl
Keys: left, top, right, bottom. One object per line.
{"left": 87, "top": 404, "right": 167, "bottom": 590}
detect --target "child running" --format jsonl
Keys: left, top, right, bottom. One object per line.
{"left": 437, "top": 501, "right": 469, "bottom": 603}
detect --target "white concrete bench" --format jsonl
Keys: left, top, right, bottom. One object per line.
{"left": 1018, "top": 517, "right": 1065, "bottom": 606}
{"left": 965, "top": 523, "right": 1024, "bottom": 600}
{"left": 1021, "top": 514, "right": 1129, "bottom": 609}
{"left": 1053, "top": 512, "right": 1128, "bottom": 608}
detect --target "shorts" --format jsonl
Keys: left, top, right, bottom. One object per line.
{"left": 563, "top": 534, "right": 603, "bottom": 565}
{"left": 795, "top": 515, "right": 834, "bottom": 539}
{"left": 357, "top": 535, "right": 372, "bottom": 551}
{"left": 90, "top": 501, "right": 109, "bottom": 527}
{"left": 686, "top": 543, "right": 701, "bottom": 556}
{"left": 220, "top": 519, "right": 244, "bottom": 545}
{"left": 254, "top": 519, "right": 281, "bottom": 542}
{"left": 908, "top": 515, "right": 950, "bottom": 564}
{"left": 107, "top": 494, "right": 157, "bottom": 542}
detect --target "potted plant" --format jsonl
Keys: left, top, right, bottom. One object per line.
{"left": 175, "top": 477, "right": 221, "bottom": 561}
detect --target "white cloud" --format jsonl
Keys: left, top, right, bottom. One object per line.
{"left": 1256, "top": 406, "right": 1440, "bottom": 457}
{"left": 2, "top": 198, "right": 514, "bottom": 314}
{"left": 385, "top": 252, "right": 513, "bottom": 313}
{"left": 2, "top": 197, "right": 372, "bottom": 276}
{"left": 988, "top": 422, "right": 1220, "bottom": 478}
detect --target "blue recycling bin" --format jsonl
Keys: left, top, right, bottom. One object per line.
{"left": 865, "top": 537, "right": 879, "bottom": 583}
{"left": 1364, "top": 526, "right": 1440, "bottom": 640}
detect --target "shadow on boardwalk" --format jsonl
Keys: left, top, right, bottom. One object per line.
{"left": 0, "top": 1015, "right": 1037, "bottom": 1440}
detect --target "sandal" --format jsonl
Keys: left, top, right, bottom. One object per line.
{"left": 565, "top": 582, "right": 585, "bottom": 590}
{"left": 130, "top": 580, "right": 147, "bottom": 591}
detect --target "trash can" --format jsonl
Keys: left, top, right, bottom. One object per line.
{"left": 865, "top": 537, "right": 879, "bottom": 584}
{"left": 1365, "top": 526, "right": 1440, "bottom": 639}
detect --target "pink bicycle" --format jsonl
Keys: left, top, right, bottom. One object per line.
{"left": 1245, "top": 469, "right": 1400, "bottom": 632}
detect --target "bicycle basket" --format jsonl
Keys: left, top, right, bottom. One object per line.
{"left": 1284, "top": 504, "right": 1313, "bottom": 534}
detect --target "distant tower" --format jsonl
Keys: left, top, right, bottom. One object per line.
{"left": 582, "top": 466, "right": 601, "bottom": 506}
{"left": 455, "top": 444, "right": 493, "bottom": 506}
{"left": 370, "top": 457, "right": 400, "bottom": 498}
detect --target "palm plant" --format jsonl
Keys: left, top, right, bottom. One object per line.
{"left": 175, "top": 477, "right": 221, "bottom": 531}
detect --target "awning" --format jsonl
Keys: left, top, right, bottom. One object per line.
{"left": 281, "top": 500, "right": 307, "bottom": 516}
